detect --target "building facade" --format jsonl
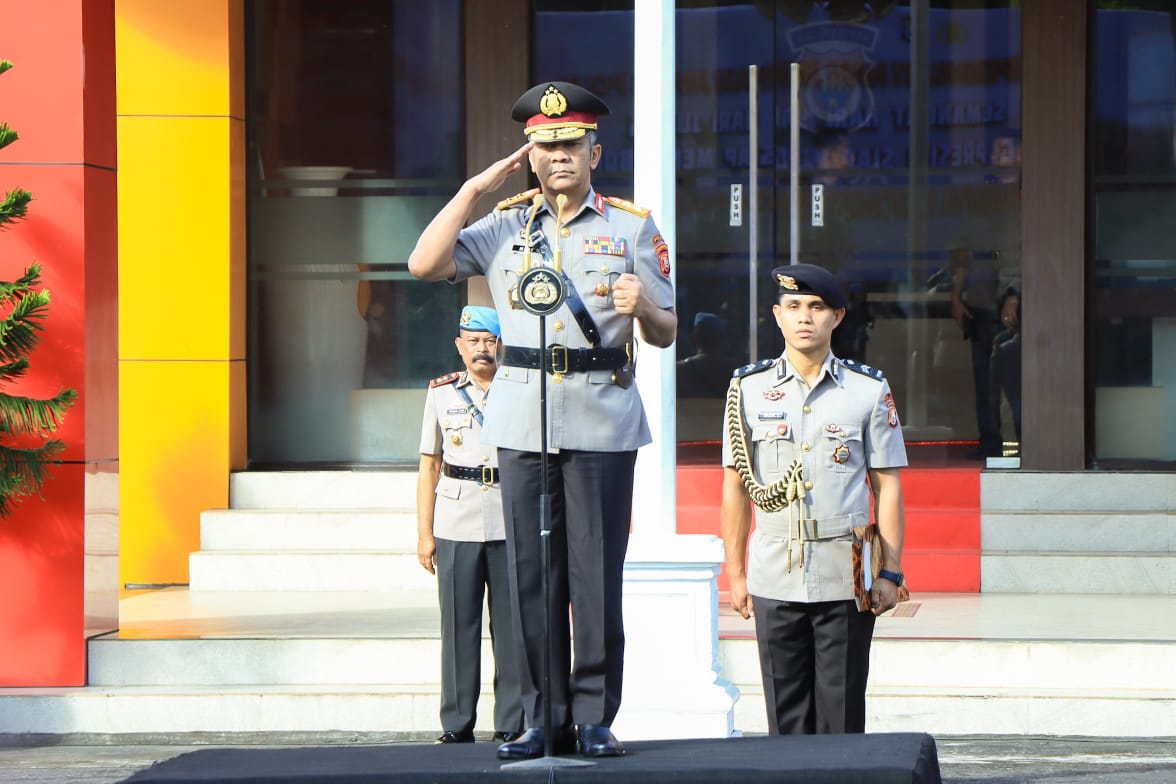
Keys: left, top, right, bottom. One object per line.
{"left": 0, "top": 0, "right": 1173, "bottom": 685}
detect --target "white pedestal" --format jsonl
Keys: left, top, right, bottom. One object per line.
{"left": 613, "top": 533, "right": 739, "bottom": 740}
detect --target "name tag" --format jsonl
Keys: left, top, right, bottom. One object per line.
{"left": 758, "top": 411, "right": 786, "bottom": 421}
{"left": 446, "top": 406, "right": 468, "bottom": 415}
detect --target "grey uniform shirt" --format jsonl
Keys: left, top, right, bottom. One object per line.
{"left": 722, "top": 353, "right": 908, "bottom": 602}
{"left": 419, "top": 371, "right": 505, "bottom": 542}
{"left": 452, "top": 188, "right": 675, "bottom": 452}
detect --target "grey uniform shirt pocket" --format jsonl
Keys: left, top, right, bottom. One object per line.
{"left": 822, "top": 423, "right": 863, "bottom": 473}
{"left": 435, "top": 475, "right": 463, "bottom": 501}
{"left": 750, "top": 421, "right": 790, "bottom": 476}
{"left": 582, "top": 260, "right": 621, "bottom": 310}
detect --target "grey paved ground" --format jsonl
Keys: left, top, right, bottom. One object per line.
{"left": 0, "top": 736, "right": 1175, "bottom": 783}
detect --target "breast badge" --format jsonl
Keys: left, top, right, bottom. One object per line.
{"left": 832, "top": 444, "right": 850, "bottom": 464}
{"left": 451, "top": 433, "right": 463, "bottom": 446}
{"left": 762, "top": 387, "right": 785, "bottom": 401}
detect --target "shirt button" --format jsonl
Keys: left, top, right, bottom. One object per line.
{"left": 805, "top": 481, "right": 813, "bottom": 491}
{"left": 503, "top": 370, "right": 510, "bottom": 378}
{"left": 803, "top": 405, "right": 811, "bottom": 414}
{"left": 600, "top": 265, "right": 609, "bottom": 274}
{"left": 554, "top": 320, "right": 564, "bottom": 331}
{"left": 801, "top": 442, "right": 811, "bottom": 452}
{"left": 481, "top": 455, "right": 489, "bottom": 462}
{"left": 561, "top": 227, "right": 571, "bottom": 237}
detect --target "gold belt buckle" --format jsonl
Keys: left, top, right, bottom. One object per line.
{"left": 549, "top": 345, "right": 570, "bottom": 374}
{"left": 481, "top": 465, "right": 495, "bottom": 486}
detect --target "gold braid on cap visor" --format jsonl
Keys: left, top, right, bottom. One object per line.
{"left": 524, "top": 122, "right": 598, "bottom": 142}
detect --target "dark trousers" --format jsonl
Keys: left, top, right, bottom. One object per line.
{"left": 497, "top": 448, "right": 637, "bottom": 730}
{"left": 752, "top": 596, "right": 876, "bottom": 735}
{"left": 967, "top": 309, "right": 1002, "bottom": 455}
{"left": 435, "top": 538, "right": 524, "bottom": 736}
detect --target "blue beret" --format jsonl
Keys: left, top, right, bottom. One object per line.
{"left": 770, "top": 263, "right": 847, "bottom": 309}
{"left": 459, "top": 305, "right": 500, "bottom": 337}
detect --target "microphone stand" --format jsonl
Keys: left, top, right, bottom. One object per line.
{"left": 503, "top": 193, "right": 593, "bottom": 770}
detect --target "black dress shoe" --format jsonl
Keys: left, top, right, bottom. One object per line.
{"left": 496, "top": 726, "right": 577, "bottom": 760}
{"left": 492, "top": 730, "right": 522, "bottom": 743}
{"left": 577, "top": 723, "right": 625, "bottom": 757}
{"left": 435, "top": 730, "right": 475, "bottom": 744}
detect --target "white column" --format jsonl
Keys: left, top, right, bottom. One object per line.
{"left": 617, "top": 0, "right": 738, "bottom": 741}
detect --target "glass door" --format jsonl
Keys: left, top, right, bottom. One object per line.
{"left": 673, "top": 1, "right": 1023, "bottom": 464}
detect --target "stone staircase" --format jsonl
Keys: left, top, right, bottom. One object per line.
{"left": 189, "top": 472, "right": 433, "bottom": 595}
{"left": 981, "top": 471, "right": 1176, "bottom": 593}
{"left": 4, "top": 471, "right": 1176, "bottom": 740}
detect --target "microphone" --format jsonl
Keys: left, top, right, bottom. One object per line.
{"left": 554, "top": 194, "right": 568, "bottom": 273}
{"left": 522, "top": 193, "right": 546, "bottom": 272}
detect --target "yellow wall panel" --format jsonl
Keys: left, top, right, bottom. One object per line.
{"left": 119, "top": 360, "right": 232, "bottom": 586}
{"left": 115, "top": 0, "right": 240, "bottom": 118}
{"left": 118, "top": 115, "right": 245, "bottom": 360}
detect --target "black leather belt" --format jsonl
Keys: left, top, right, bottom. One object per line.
{"left": 442, "top": 462, "right": 498, "bottom": 486}
{"left": 502, "top": 344, "right": 628, "bottom": 374}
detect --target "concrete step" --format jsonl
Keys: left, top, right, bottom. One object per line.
{"left": 188, "top": 551, "right": 435, "bottom": 593}
{"left": 981, "top": 553, "right": 1176, "bottom": 593}
{"left": 4, "top": 635, "right": 1173, "bottom": 737}
{"left": 983, "top": 512, "right": 1176, "bottom": 553}
{"left": 199, "top": 509, "right": 418, "bottom": 552}
{"left": 229, "top": 471, "right": 417, "bottom": 511}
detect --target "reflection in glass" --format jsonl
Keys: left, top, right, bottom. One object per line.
{"left": 1092, "top": 3, "right": 1176, "bottom": 464}
{"left": 246, "top": 0, "right": 463, "bottom": 465}
{"left": 669, "top": 1, "right": 1023, "bottom": 460}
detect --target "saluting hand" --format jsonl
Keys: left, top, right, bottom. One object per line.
{"left": 612, "top": 273, "right": 645, "bottom": 317}
{"left": 469, "top": 142, "right": 535, "bottom": 197}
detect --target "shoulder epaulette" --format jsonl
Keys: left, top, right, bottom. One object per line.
{"left": 840, "top": 358, "right": 885, "bottom": 381}
{"left": 605, "top": 195, "right": 650, "bottom": 218}
{"left": 496, "top": 187, "right": 541, "bottom": 210}
{"left": 429, "top": 371, "right": 461, "bottom": 388}
{"left": 732, "top": 358, "right": 775, "bottom": 379}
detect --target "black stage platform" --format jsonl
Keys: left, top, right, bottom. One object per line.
{"left": 121, "top": 733, "right": 941, "bottom": 783}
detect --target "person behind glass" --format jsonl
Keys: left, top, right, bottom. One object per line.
{"left": 949, "top": 241, "right": 1002, "bottom": 459}
{"left": 989, "top": 286, "right": 1022, "bottom": 450}
{"left": 417, "top": 305, "right": 524, "bottom": 746}
{"left": 677, "top": 312, "right": 744, "bottom": 398}
{"left": 721, "top": 263, "right": 908, "bottom": 735}
{"left": 407, "top": 81, "right": 677, "bottom": 760}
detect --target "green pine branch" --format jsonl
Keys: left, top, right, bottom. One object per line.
{"left": 0, "top": 123, "right": 17, "bottom": 152}
{"left": 0, "top": 60, "right": 11, "bottom": 77}
{"left": 0, "top": 440, "right": 67, "bottom": 517}
{"left": 0, "top": 189, "right": 32, "bottom": 227}
{"left": 0, "top": 388, "right": 77, "bottom": 436}
{"left": 0, "top": 287, "right": 49, "bottom": 362}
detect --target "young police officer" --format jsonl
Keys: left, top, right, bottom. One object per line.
{"left": 721, "top": 264, "right": 907, "bottom": 735}
{"left": 408, "top": 82, "right": 676, "bottom": 759}
{"left": 418, "top": 306, "right": 523, "bottom": 745}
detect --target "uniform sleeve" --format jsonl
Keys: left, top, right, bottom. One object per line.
{"left": 454, "top": 209, "right": 509, "bottom": 282}
{"left": 419, "top": 385, "right": 442, "bottom": 456}
{"left": 633, "top": 214, "right": 675, "bottom": 310}
{"left": 864, "top": 378, "right": 908, "bottom": 469}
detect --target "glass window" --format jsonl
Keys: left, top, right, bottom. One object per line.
{"left": 1091, "top": 3, "right": 1176, "bottom": 465}
{"left": 670, "top": 1, "right": 1022, "bottom": 465}
{"left": 246, "top": 0, "right": 463, "bottom": 465}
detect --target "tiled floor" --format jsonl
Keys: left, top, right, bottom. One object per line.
{"left": 98, "top": 588, "right": 1176, "bottom": 644}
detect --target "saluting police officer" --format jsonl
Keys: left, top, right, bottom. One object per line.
{"left": 408, "top": 82, "right": 677, "bottom": 760}
{"left": 418, "top": 305, "right": 523, "bottom": 746}
{"left": 721, "top": 263, "right": 908, "bottom": 735}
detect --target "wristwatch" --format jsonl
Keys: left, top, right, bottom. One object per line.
{"left": 877, "top": 568, "right": 904, "bottom": 586}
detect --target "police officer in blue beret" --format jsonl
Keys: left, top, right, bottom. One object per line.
{"left": 409, "top": 81, "right": 677, "bottom": 759}
{"left": 418, "top": 305, "right": 523, "bottom": 746}
{"left": 721, "top": 263, "right": 908, "bottom": 735}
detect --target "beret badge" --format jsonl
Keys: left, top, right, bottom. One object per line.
{"left": 777, "top": 274, "right": 799, "bottom": 291}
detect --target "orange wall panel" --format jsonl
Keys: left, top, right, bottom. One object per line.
{"left": 0, "top": 463, "right": 85, "bottom": 686}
